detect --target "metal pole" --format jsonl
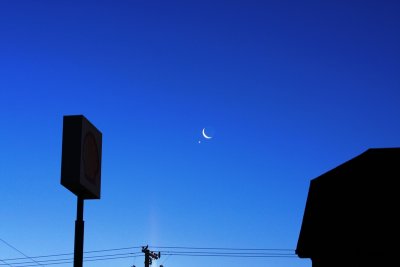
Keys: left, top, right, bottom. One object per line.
{"left": 74, "top": 197, "right": 84, "bottom": 267}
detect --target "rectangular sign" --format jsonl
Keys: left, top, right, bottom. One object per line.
{"left": 61, "top": 115, "right": 102, "bottom": 199}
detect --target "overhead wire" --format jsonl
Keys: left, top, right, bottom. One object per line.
{"left": 161, "top": 253, "right": 297, "bottom": 258}
{"left": 150, "top": 246, "right": 293, "bottom": 251}
{"left": 159, "top": 251, "right": 295, "bottom": 255}
{"left": 0, "top": 238, "right": 43, "bottom": 267}
{"left": 1, "top": 252, "right": 142, "bottom": 267}
{"left": 0, "top": 245, "right": 297, "bottom": 267}
{"left": 152, "top": 246, "right": 296, "bottom": 258}
{"left": 3, "top": 252, "right": 142, "bottom": 265}
{"left": 0, "top": 260, "right": 13, "bottom": 267}
{"left": 158, "top": 248, "right": 296, "bottom": 258}
{"left": 1, "top": 246, "right": 142, "bottom": 261}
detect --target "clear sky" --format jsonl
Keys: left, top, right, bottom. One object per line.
{"left": 1, "top": 1, "right": 399, "bottom": 267}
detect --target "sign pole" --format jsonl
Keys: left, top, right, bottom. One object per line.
{"left": 61, "top": 115, "right": 102, "bottom": 267}
{"left": 74, "top": 196, "right": 85, "bottom": 267}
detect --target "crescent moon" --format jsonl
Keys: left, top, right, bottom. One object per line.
{"left": 202, "top": 128, "right": 212, "bottom": 139}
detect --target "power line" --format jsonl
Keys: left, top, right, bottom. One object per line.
{"left": 0, "top": 238, "right": 44, "bottom": 267}
{"left": 0, "top": 259, "right": 13, "bottom": 267}
{"left": 150, "top": 246, "right": 294, "bottom": 251}
{"left": 160, "top": 251, "right": 295, "bottom": 256}
{"left": 0, "top": 245, "right": 298, "bottom": 267}
{"left": 158, "top": 249, "right": 296, "bottom": 258}
{"left": 162, "top": 253, "right": 297, "bottom": 258}
{"left": 1, "top": 253, "right": 142, "bottom": 267}
{"left": 3, "top": 252, "right": 142, "bottom": 265}
{"left": 1, "top": 246, "right": 142, "bottom": 261}
{"left": 2, "top": 245, "right": 294, "bottom": 261}
{"left": 2, "top": 252, "right": 296, "bottom": 267}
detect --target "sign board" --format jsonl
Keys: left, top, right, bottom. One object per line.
{"left": 61, "top": 115, "right": 102, "bottom": 199}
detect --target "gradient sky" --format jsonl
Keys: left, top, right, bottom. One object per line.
{"left": 1, "top": 1, "right": 399, "bottom": 267}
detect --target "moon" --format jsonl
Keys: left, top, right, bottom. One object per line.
{"left": 202, "top": 128, "right": 212, "bottom": 139}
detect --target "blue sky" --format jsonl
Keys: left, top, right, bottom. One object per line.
{"left": 1, "top": 1, "right": 399, "bottom": 267}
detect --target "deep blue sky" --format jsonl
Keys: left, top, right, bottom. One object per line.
{"left": 1, "top": 1, "right": 399, "bottom": 267}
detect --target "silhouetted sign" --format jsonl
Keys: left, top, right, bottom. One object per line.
{"left": 61, "top": 115, "right": 102, "bottom": 199}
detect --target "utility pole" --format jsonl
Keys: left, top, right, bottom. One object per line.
{"left": 142, "top": 246, "right": 161, "bottom": 267}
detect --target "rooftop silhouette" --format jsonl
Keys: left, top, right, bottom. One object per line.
{"left": 296, "top": 148, "right": 399, "bottom": 266}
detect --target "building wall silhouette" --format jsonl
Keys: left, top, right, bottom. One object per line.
{"left": 296, "top": 148, "right": 399, "bottom": 267}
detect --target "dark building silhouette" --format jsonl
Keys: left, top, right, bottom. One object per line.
{"left": 296, "top": 148, "right": 399, "bottom": 267}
